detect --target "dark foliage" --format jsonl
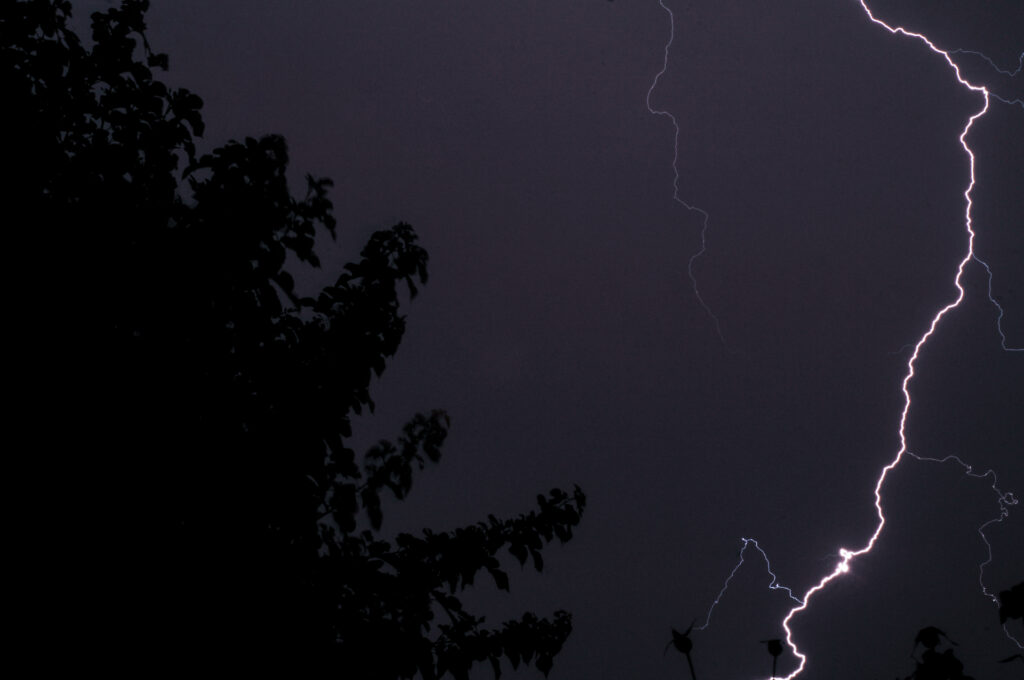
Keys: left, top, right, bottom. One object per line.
{"left": 5, "top": 1, "right": 585, "bottom": 674}
{"left": 998, "top": 581, "right": 1023, "bottom": 626}
{"left": 903, "top": 626, "right": 973, "bottom": 680}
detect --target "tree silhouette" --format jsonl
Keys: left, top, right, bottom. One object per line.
{"left": 6, "top": 1, "right": 585, "bottom": 675}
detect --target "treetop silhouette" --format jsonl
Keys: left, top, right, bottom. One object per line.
{"left": 5, "top": 1, "right": 585, "bottom": 675}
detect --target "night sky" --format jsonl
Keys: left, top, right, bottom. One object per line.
{"left": 79, "top": 1, "right": 1022, "bottom": 678}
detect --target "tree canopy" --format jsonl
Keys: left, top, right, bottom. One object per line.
{"left": 5, "top": 1, "right": 585, "bottom": 675}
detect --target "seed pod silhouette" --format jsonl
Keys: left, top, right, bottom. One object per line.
{"left": 665, "top": 621, "right": 697, "bottom": 680}
{"left": 761, "top": 639, "right": 784, "bottom": 678}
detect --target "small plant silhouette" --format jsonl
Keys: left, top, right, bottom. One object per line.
{"left": 904, "top": 626, "right": 973, "bottom": 680}
{"left": 912, "top": 626, "right": 955, "bottom": 653}
{"left": 761, "top": 638, "right": 784, "bottom": 679}
{"left": 666, "top": 621, "right": 698, "bottom": 680}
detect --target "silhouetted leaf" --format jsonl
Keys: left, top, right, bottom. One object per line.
{"left": 509, "top": 542, "right": 528, "bottom": 566}
{"left": 490, "top": 568, "right": 510, "bottom": 592}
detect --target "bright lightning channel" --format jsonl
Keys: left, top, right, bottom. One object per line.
{"left": 648, "top": 1, "right": 1023, "bottom": 677}
{"left": 770, "top": 3, "right": 1024, "bottom": 678}
{"left": 949, "top": 49, "right": 1024, "bottom": 109}
{"left": 646, "top": 0, "right": 724, "bottom": 341}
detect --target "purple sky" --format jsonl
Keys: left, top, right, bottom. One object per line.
{"left": 80, "top": 1, "right": 1023, "bottom": 678}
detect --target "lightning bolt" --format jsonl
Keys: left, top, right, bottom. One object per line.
{"left": 649, "top": 1, "right": 1023, "bottom": 677}
{"left": 771, "top": 2, "right": 1024, "bottom": 676}
{"left": 976, "top": 256, "right": 1024, "bottom": 353}
{"left": 949, "top": 48, "right": 1024, "bottom": 109}
{"left": 695, "top": 538, "right": 803, "bottom": 633}
{"left": 646, "top": 0, "right": 724, "bottom": 341}
{"left": 949, "top": 49, "right": 1023, "bottom": 78}
{"left": 904, "top": 453, "right": 1019, "bottom": 607}
{"left": 774, "top": 2, "right": 1024, "bottom": 676}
